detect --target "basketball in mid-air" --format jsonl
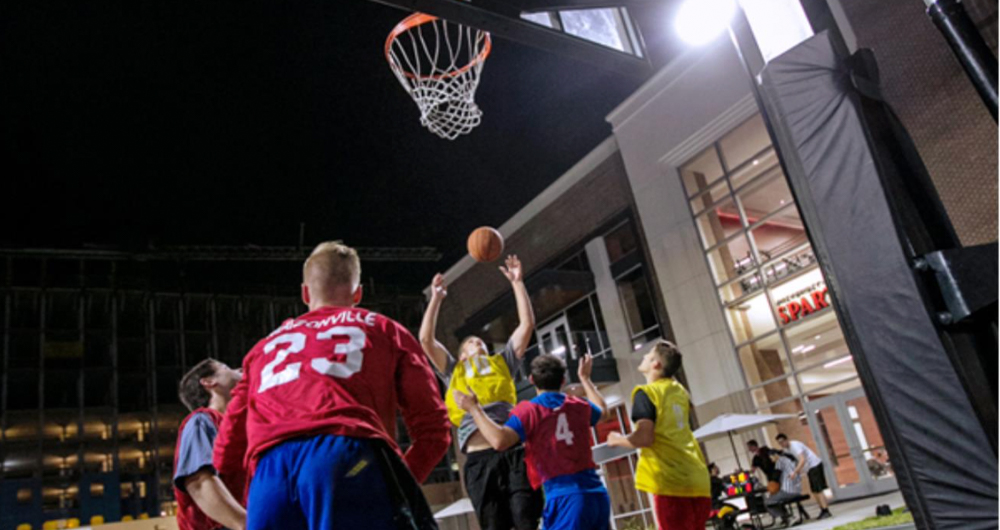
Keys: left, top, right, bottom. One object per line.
{"left": 467, "top": 227, "right": 504, "bottom": 263}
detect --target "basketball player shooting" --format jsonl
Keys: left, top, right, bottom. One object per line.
{"left": 212, "top": 242, "right": 451, "bottom": 530}
{"left": 453, "top": 354, "right": 613, "bottom": 530}
{"left": 419, "top": 255, "right": 544, "bottom": 530}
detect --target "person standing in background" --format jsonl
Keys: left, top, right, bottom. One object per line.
{"left": 776, "top": 433, "right": 832, "bottom": 519}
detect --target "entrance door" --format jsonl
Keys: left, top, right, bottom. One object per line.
{"left": 805, "top": 387, "right": 898, "bottom": 500}
{"left": 537, "top": 316, "right": 575, "bottom": 360}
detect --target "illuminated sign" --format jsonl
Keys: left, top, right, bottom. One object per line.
{"left": 775, "top": 281, "right": 829, "bottom": 324}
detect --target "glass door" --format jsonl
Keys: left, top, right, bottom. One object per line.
{"left": 537, "top": 316, "right": 575, "bottom": 360}
{"left": 805, "top": 387, "right": 898, "bottom": 500}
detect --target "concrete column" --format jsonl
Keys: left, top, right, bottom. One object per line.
{"left": 584, "top": 236, "right": 644, "bottom": 405}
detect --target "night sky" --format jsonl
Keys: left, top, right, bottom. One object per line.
{"left": 0, "top": 1, "right": 682, "bottom": 287}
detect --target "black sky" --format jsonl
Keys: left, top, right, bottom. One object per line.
{"left": 0, "top": 1, "right": 679, "bottom": 286}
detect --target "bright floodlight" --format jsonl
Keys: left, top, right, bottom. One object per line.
{"left": 675, "top": 0, "right": 736, "bottom": 46}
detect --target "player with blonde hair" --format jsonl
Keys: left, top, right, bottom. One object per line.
{"left": 214, "top": 241, "right": 450, "bottom": 530}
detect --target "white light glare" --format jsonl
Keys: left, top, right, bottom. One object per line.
{"left": 675, "top": 0, "right": 736, "bottom": 46}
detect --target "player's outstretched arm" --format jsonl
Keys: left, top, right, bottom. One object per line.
{"left": 185, "top": 471, "right": 247, "bottom": 530}
{"left": 418, "top": 273, "right": 452, "bottom": 373}
{"left": 577, "top": 354, "right": 611, "bottom": 423}
{"left": 500, "top": 255, "right": 535, "bottom": 359}
{"left": 213, "top": 361, "right": 250, "bottom": 493}
{"left": 453, "top": 388, "right": 520, "bottom": 451}
{"left": 607, "top": 420, "right": 655, "bottom": 449}
{"left": 395, "top": 321, "right": 452, "bottom": 483}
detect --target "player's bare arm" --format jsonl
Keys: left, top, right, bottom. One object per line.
{"left": 607, "top": 419, "right": 655, "bottom": 449}
{"left": 185, "top": 470, "right": 247, "bottom": 530}
{"left": 790, "top": 449, "right": 807, "bottom": 479}
{"left": 453, "top": 388, "right": 520, "bottom": 451}
{"left": 577, "top": 354, "right": 611, "bottom": 423}
{"left": 500, "top": 255, "right": 535, "bottom": 359}
{"left": 418, "top": 273, "right": 452, "bottom": 372}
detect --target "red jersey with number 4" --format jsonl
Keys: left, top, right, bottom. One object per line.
{"left": 511, "top": 395, "right": 597, "bottom": 489}
{"left": 213, "top": 306, "right": 451, "bottom": 483}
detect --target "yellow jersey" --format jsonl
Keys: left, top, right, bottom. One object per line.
{"left": 631, "top": 378, "right": 710, "bottom": 498}
{"left": 445, "top": 353, "right": 518, "bottom": 427}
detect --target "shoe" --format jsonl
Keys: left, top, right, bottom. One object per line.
{"left": 791, "top": 520, "right": 805, "bottom": 527}
{"left": 780, "top": 515, "right": 791, "bottom": 528}
{"left": 817, "top": 510, "right": 832, "bottom": 520}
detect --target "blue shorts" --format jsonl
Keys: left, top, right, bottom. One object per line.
{"left": 543, "top": 491, "right": 611, "bottom": 530}
{"left": 247, "top": 435, "right": 397, "bottom": 530}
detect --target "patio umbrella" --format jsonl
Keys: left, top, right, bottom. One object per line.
{"left": 693, "top": 412, "right": 795, "bottom": 470}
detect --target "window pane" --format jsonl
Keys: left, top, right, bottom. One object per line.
{"left": 736, "top": 173, "right": 794, "bottom": 223}
{"left": 761, "top": 244, "right": 816, "bottom": 285}
{"left": 784, "top": 311, "right": 848, "bottom": 370}
{"left": 680, "top": 145, "right": 725, "bottom": 197}
{"left": 768, "top": 267, "right": 830, "bottom": 327}
{"left": 617, "top": 268, "right": 658, "bottom": 337}
{"left": 605, "top": 221, "right": 638, "bottom": 263}
{"left": 723, "top": 291, "right": 776, "bottom": 344}
{"left": 749, "top": 205, "right": 806, "bottom": 263}
{"left": 521, "top": 12, "right": 555, "bottom": 27}
{"left": 719, "top": 115, "right": 771, "bottom": 170}
{"left": 695, "top": 197, "right": 742, "bottom": 249}
{"left": 559, "top": 9, "right": 627, "bottom": 51}
{"left": 718, "top": 273, "right": 764, "bottom": 304}
{"left": 689, "top": 180, "right": 730, "bottom": 215}
{"left": 749, "top": 376, "right": 800, "bottom": 409}
{"left": 604, "top": 457, "right": 643, "bottom": 514}
{"left": 751, "top": 402, "right": 822, "bottom": 467}
{"left": 705, "top": 235, "right": 754, "bottom": 285}
{"left": 630, "top": 327, "right": 661, "bottom": 351}
{"left": 729, "top": 148, "right": 780, "bottom": 190}
{"left": 738, "top": 334, "right": 792, "bottom": 389}
{"left": 798, "top": 361, "right": 859, "bottom": 399}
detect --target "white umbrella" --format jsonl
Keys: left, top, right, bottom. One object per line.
{"left": 434, "top": 497, "right": 475, "bottom": 520}
{"left": 693, "top": 413, "right": 795, "bottom": 470}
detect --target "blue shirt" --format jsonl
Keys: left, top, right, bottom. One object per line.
{"left": 173, "top": 412, "right": 218, "bottom": 492}
{"left": 505, "top": 393, "right": 606, "bottom": 498}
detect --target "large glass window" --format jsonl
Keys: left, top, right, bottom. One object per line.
{"left": 679, "top": 113, "right": 862, "bottom": 410}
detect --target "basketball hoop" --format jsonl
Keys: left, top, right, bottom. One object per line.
{"left": 385, "top": 13, "right": 492, "bottom": 140}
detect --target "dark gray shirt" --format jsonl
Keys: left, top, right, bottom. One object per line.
{"left": 444, "top": 341, "right": 523, "bottom": 452}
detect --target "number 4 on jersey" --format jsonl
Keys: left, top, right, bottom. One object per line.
{"left": 555, "top": 412, "right": 574, "bottom": 445}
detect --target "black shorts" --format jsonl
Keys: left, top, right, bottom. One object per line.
{"left": 463, "top": 446, "right": 543, "bottom": 530}
{"left": 807, "top": 463, "right": 828, "bottom": 492}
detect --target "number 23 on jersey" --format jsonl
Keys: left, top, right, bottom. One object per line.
{"left": 258, "top": 327, "right": 367, "bottom": 393}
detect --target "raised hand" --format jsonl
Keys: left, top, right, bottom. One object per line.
{"left": 453, "top": 388, "right": 480, "bottom": 412}
{"left": 499, "top": 255, "right": 523, "bottom": 283}
{"left": 430, "top": 273, "right": 447, "bottom": 301}
{"left": 578, "top": 354, "right": 593, "bottom": 382}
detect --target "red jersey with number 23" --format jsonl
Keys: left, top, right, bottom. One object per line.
{"left": 511, "top": 395, "right": 598, "bottom": 489}
{"left": 213, "top": 306, "right": 451, "bottom": 483}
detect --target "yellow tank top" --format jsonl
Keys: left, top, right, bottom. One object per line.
{"left": 445, "top": 354, "right": 517, "bottom": 427}
{"left": 632, "top": 378, "right": 711, "bottom": 497}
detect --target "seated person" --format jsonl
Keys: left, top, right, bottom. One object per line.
{"left": 709, "top": 463, "right": 740, "bottom": 529}
{"left": 766, "top": 450, "right": 805, "bottom": 528}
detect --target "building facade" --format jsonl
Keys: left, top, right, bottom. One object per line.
{"left": 431, "top": 4, "right": 996, "bottom": 527}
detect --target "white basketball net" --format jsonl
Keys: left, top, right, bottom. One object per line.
{"left": 386, "top": 14, "right": 491, "bottom": 140}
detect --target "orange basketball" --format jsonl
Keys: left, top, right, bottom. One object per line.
{"left": 467, "top": 227, "right": 504, "bottom": 263}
